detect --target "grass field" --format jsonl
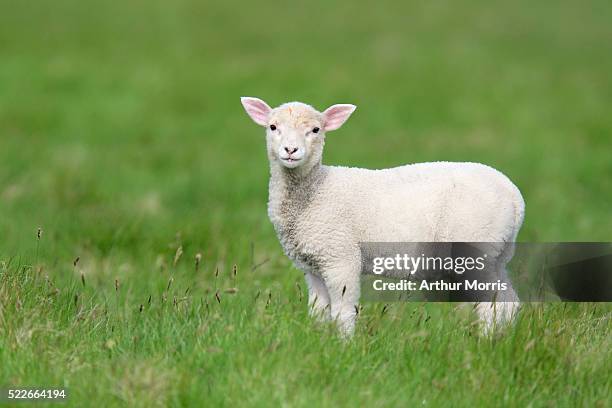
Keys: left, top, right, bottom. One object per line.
{"left": 1, "top": 0, "right": 611, "bottom": 406}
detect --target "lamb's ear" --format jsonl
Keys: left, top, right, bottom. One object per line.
{"left": 323, "top": 104, "right": 357, "bottom": 131}
{"left": 241, "top": 97, "right": 272, "bottom": 126}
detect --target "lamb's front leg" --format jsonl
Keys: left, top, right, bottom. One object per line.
{"left": 305, "top": 272, "right": 331, "bottom": 322}
{"left": 322, "top": 262, "right": 361, "bottom": 338}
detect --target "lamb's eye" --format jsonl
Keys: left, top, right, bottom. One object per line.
{"left": 270, "top": 124, "right": 277, "bottom": 131}
{"left": 312, "top": 127, "right": 320, "bottom": 133}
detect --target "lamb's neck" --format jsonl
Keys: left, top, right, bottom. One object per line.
{"left": 268, "top": 162, "right": 327, "bottom": 222}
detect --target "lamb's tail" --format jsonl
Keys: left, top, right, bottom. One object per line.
{"left": 497, "top": 177, "right": 525, "bottom": 267}
{"left": 510, "top": 183, "right": 525, "bottom": 241}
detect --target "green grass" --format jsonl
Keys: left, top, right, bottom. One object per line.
{"left": 0, "top": 0, "right": 611, "bottom": 406}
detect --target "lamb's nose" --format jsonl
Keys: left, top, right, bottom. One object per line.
{"left": 284, "top": 147, "right": 299, "bottom": 155}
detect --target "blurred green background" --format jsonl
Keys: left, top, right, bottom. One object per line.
{"left": 0, "top": 0, "right": 611, "bottom": 406}
{"left": 1, "top": 0, "right": 611, "bottom": 261}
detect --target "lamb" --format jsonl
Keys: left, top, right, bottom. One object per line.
{"left": 240, "top": 97, "right": 524, "bottom": 337}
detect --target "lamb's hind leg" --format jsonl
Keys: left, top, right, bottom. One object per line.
{"left": 475, "top": 242, "right": 520, "bottom": 334}
{"left": 475, "top": 279, "right": 520, "bottom": 334}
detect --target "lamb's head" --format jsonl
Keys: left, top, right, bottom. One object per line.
{"left": 241, "top": 97, "right": 356, "bottom": 172}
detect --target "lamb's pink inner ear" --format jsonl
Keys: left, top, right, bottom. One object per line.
{"left": 323, "top": 104, "right": 357, "bottom": 131}
{"left": 241, "top": 97, "right": 271, "bottom": 126}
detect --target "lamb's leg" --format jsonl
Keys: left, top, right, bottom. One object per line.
{"left": 476, "top": 243, "right": 521, "bottom": 334}
{"left": 322, "top": 263, "right": 361, "bottom": 338}
{"left": 475, "top": 280, "right": 520, "bottom": 334}
{"left": 305, "top": 272, "right": 331, "bottom": 322}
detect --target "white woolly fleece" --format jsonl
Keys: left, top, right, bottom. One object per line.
{"left": 241, "top": 97, "right": 524, "bottom": 337}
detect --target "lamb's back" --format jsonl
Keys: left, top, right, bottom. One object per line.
{"left": 318, "top": 162, "right": 523, "bottom": 242}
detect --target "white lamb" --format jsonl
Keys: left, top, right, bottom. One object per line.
{"left": 241, "top": 97, "right": 524, "bottom": 337}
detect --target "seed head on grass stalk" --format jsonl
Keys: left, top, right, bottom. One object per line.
{"left": 35, "top": 227, "right": 43, "bottom": 265}
{"left": 266, "top": 291, "right": 272, "bottom": 308}
{"left": 195, "top": 253, "right": 202, "bottom": 272}
{"left": 173, "top": 246, "right": 183, "bottom": 267}
{"left": 72, "top": 257, "right": 84, "bottom": 286}
{"left": 381, "top": 304, "right": 389, "bottom": 317}
{"left": 310, "top": 295, "right": 319, "bottom": 311}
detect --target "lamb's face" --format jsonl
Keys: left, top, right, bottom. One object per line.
{"left": 266, "top": 103, "right": 324, "bottom": 170}
{"left": 241, "top": 97, "right": 356, "bottom": 172}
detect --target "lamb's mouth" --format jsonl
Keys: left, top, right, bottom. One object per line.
{"left": 281, "top": 157, "right": 302, "bottom": 163}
